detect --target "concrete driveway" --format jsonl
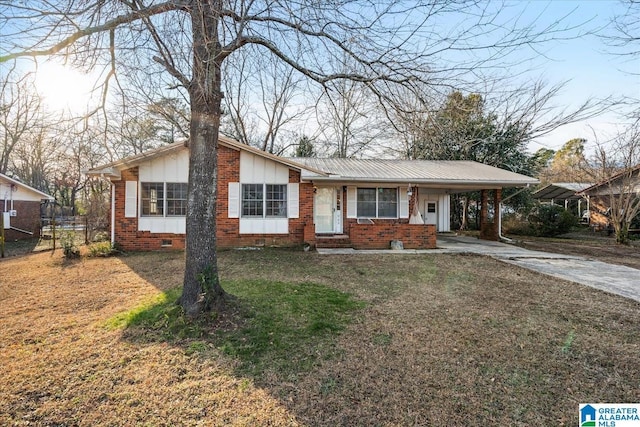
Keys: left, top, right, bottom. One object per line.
{"left": 317, "top": 235, "right": 640, "bottom": 303}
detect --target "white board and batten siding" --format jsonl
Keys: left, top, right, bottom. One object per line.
{"left": 125, "top": 150, "right": 189, "bottom": 234}
{"left": 399, "top": 189, "right": 409, "bottom": 218}
{"left": 239, "top": 151, "right": 290, "bottom": 183}
{"left": 418, "top": 191, "right": 451, "bottom": 232}
{"left": 230, "top": 151, "right": 298, "bottom": 234}
{"left": 436, "top": 194, "right": 451, "bottom": 232}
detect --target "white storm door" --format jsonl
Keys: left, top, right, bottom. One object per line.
{"left": 424, "top": 200, "right": 438, "bottom": 226}
{"left": 315, "top": 187, "right": 335, "bottom": 233}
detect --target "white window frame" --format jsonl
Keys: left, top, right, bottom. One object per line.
{"left": 356, "top": 187, "right": 399, "bottom": 219}
{"left": 241, "top": 183, "right": 287, "bottom": 219}
{"left": 140, "top": 182, "right": 188, "bottom": 217}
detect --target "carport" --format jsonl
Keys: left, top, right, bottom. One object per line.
{"left": 532, "top": 182, "right": 592, "bottom": 218}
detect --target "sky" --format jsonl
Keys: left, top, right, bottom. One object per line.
{"left": 4, "top": 0, "right": 639, "bottom": 157}
{"left": 518, "top": 0, "right": 640, "bottom": 153}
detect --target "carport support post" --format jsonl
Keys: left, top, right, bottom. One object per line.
{"left": 479, "top": 189, "right": 501, "bottom": 241}
{"left": 493, "top": 189, "right": 501, "bottom": 240}
{"left": 480, "top": 190, "right": 488, "bottom": 234}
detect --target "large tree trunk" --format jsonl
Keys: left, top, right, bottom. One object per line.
{"left": 460, "top": 195, "right": 468, "bottom": 231}
{"left": 615, "top": 220, "right": 630, "bottom": 245}
{"left": 180, "top": 1, "right": 226, "bottom": 317}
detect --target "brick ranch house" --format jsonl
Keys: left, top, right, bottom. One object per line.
{"left": 1, "top": 173, "right": 54, "bottom": 240}
{"left": 87, "top": 136, "right": 538, "bottom": 251}
{"left": 578, "top": 163, "right": 640, "bottom": 229}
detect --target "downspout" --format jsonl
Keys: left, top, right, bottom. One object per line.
{"left": 498, "top": 184, "right": 531, "bottom": 243}
{"left": 8, "top": 183, "right": 15, "bottom": 211}
{"left": 111, "top": 182, "right": 116, "bottom": 245}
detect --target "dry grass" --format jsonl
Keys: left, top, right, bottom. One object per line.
{"left": 1, "top": 248, "right": 639, "bottom": 426}
{"left": 517, "top": 234, "right": 640, "bottom": 270}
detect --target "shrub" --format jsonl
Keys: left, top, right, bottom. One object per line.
{"left": 527, "top": 204, "right": 578, "bottom": 237}
{"left": 92, "top": 231, "right": 110, "bottom": 242}
{"left": 60, "top": 230, "right": 80, "bottom": 259}
{"left": 502, "top": 215, "right": 535, "bottom": 236}
{"left": 87, "top": 241, "right": 119, "bottom": 257}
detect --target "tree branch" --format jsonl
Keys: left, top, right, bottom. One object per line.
{"left": 0, "top": 1, "right": 188, "bottom": 63}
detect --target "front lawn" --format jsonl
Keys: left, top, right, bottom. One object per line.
{"left": 1, "top": 249, "right": 638, "bottom": 426}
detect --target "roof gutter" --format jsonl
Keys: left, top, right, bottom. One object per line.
{"left": 307, "top": 176, "right": 538, "bottom": 187}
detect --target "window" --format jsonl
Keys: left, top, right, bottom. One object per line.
{"left": 141, "top": 182, "right": 164, "bottom": 216}
{"left": 357, "top": 187, "right": 398, "bottom": 218}
{"left": 242, "top": 184, "right": 264, "bottom": 217}
{"left": 266, "top": 184, "right": 287, "bottom": 217}
{"left": 141, "top": 182, "right": 187, "bottom": 217}
{"left": 378, "top": 188, "right": 398, "bottom": 218}
{"left": 357, "top": 188, "right": 377, "bottom": 217}
{"left": 242, "top": 184, "right": 287, "bottom": 218}
{"left": 166, "top": 183, "right": 188, "bottom": 216}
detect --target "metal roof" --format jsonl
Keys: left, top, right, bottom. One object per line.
{"left": 288, "top": 158, "right": 538, "bottom": 189}
{"left": 532, "top": 182, "right": 593, "bottom": 200}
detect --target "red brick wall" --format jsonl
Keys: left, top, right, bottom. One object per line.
{"left": 112, "top": 144, "right": 312, "bottom": 251}
{"left": 215, "top": 144, "right": 241, "bottom": 247}
{"left": 347, "top": 219, "right": 436, "bottom": 249}
{"left": 215, "top": 167, "right": 313, "bottom": 249}
{"left": 1, "top": 200, "right": 42, "bottom": 240}
{"left": 111, "top": 167, "right": 185, "bottom": 251}
{"left": 479, "top": 189, "right": 501, "bottom": 241}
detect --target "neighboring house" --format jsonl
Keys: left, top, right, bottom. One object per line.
{"left": 87, "top": 136, "right": 538, "bottom": 251}
{"left": 578, "top": 164, "right": 640, "bottom": 229}
{"left": 1, "top": 173, "right": 55, "bottom": 240}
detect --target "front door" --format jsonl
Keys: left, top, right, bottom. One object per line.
{"left": 424, "top": 200, "right": 438, "bottom": 227}
{"left": 315, "top": 187, "right": 342, "bottom": 234}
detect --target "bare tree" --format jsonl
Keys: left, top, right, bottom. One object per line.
{"left": 222, "top": 48, "right": 309, "bottom": 153}
{"left": 0, "top": 69, "right": 46, "bottom": 175}
{"left": 586, "top": 124, "right": 640, "bottom": 244}
{"left": 392, "top": 79, "right": 608, "bottom": 162}
{"left": 10, "top": 125, "right": 57, "bottom": 192}
{"left": 52, "top": 128, "right": 106, "bottom": 215}
{"left": 316, "top": 77, "right": 385, "bottom": 158}
{"left": 108, "top": 105, "right": 166, "bottom": 157}
{"left": 604, "top": 0, "right": 640, "bottom": 63}
{"left": 124, "top": 72, "right": 191, "bottom": 143}
{"left": 0, "top": 0, "right": 598, "bottom": 316}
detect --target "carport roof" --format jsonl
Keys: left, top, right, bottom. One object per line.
{"left": 532, "top": 182, "right": 593, "bottom": 200}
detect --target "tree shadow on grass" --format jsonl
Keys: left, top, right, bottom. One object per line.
{"left": 1, "top": 237, "right": 41, "bottom": 258}
{"left": 108, "top": 277, "right": 364, "bottom": 384}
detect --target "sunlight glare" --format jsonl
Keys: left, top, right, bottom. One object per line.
{"left": 34, "top": 62, "right": 97, "bottom": 114}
